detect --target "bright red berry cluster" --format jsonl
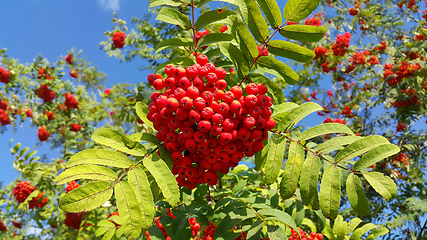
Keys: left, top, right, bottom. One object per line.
{"left": 13, "top": 181, "right": 47, "bottom": 209}
{"left": 64, "top": 92, "right": 79, "bottom": 109}
{"left": 146, "top": 217, "right": 171, "bottom": 240}
{"left": 392, "top": 89, "right": 420, "bottom": 108}
{"left": 69, "top": 69, "right": 78, "bottom": 78}
{"left": 13, "top": 181, "right": 36, "bottom": 204}
{"left": 38, "top": 125, "right": 50, "bottom": 141}
{"left": 0, "top": 66, "right": 11, "bottom": 84}
{"left": 383, "top": 61, "right": 421, "bottom": 86}
{"left": 35, "top": 84, "right": 55, "bottom": 103}
{"left": 305, "top": 17, "right": 322, "bottom": 26}
{"left": 332, "top": 32, "right": 352, "bottom": 56}
{"left": 202, "top": 222, "right": 217, "bottom": 240}
{"left": 349, "top": 7, "right": 359, "bottom": 16}
{"left": 147, "top": 55, "right": 276, "bottom": 188}
{"left": 37, "top": 67, "right": 53, "bottom": 80}
{"left": 289, "top": 228, "right": 323, "bottom": 240}
{"left": 350, "top": 51, "right": 366, "bottom": 65}
{"left": 394, "top": 152, "right": 409, "bottom": 165}
{"left": 64, "top": 212, "right": 83, "bottom": 230}
{"left": 113, "top": 31, "right": 126, "bottom": 49}
{"left": 104, "top": 88, "right": 111, "bottom": 95}
{"left": 0, "top": 109, "right": 10, "bottom": 125}
{"left": 313, "top": 46, "right": 329, "bottom": 60}
{"left": 70, "top": 124, "right": 82, "bottom": 132}
{"left": 324, "top": 117, "right": 346, "bottom": 125}
{"left": 65, "top": 54, "right": 73, "bottom": 65}
{"left": 257, "top": 45, "right": 269, "bottom": 56}
{"left": 65, "top": 180, "right": 80, "bottom": 193}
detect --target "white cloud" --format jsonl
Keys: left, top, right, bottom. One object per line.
{"left": 97, "top": 0, "right": 120, "bottom": 11}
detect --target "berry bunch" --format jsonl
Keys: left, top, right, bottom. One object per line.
{"left": 0, "top": 66, "right": 11, "bottom": 84}
{"left": 64, "top": 92, "right": 79, "bottom": 109}
{"left": 189, "top": 217, "right": 201, "bottom": 239}
{"left": 69, "top": 69, "right": 78, "bottom": 78}
{"left": 37, "top": 67, "right": 53, "bottom": 80}
{"left": 0, "top": 109, "right": 10, "bottom": 125}
{"left": 145, "top": 217, "right": 171, "bottom": 240}
{"left": 13, "top": 181, "right": 47, "bottom": 209}
{"left": 257, "top": 45, "right": 269, "bottom": 56}
{"left": 113, "top": 31, "right": 126, "bottom": 49}
{"left": 394, "top": 153, "right": 409, "bottom": 165}
{"left": 65, "top": 54, "right": 73, "bottom": 65}
{"left": 13, "top": 181, "right": 36, "bottom": 204}
{"left": 65, "top": 180, "right": 80, "bottom": 193}
{"left": 202, "top": 222, "right": 217, "bottom": 240}
{"left": 38, "top": 125, "right": 50, "bottom": 141}
{"left": 289, "top": 228, "right": 323, "bottom": 240}
{"left": 64, "top": 212, "right": 83, "bottom": 230}
{"left": 147, "top": 55, "right": 276, "bottom": 188}
{"left": 332, "top": 32, "right": 352, "bottom": 56}
{"left": 35, "top": 84, "right": 55, "bottom": 103}
{"left": 104, "top": 88, "right": 111, "bottom": 95}
{"left": 70, "top": 124, "right": 82, "bottom": 132}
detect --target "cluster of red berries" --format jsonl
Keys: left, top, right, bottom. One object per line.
{"left": 37, "top": 67, "right": 53, "bottom": 80}
{"left": 13, "top": 181, "right": 48, "bottom": 209}
{"left": 64, "top": 92, "right": 79, "bottom": 109}
{"left": 394, "top": 153, "right": 409, "bottom": 165}
{"left": 65, "top": 54, "right": 73, "bottom": 65}
{"left": 202, "top": 222, "right": 217, "bottom": 240}
{"left": 145, "top": 216, "right": 171, "bottom": 240}
{"left": 0, "top": 220, "right": 6, "bottom": 231}
{"left": 332, "top": 32, "right": 352, "bottom": 56}
{"left": 12, "top": 220, "right": 22, "bottom": 229}
{"left": 64, "top": 212, "right": 83, "bottom": 230}
{"left": 349, "top": 6, "right": 359, "bottom": 16}
{"left": 70, "top": 123, "right": 82, "bottom": 132}
{"left": 146, "top": 55, "right": 276, "bottom": 188}
{"left": 257, "top": 45, "right": 269, "bottom": 56}
{"left": 38, "top": 125, "right": 50, "bottom": 141}
{"left": 396, "top": 122, "right": 405, "bottom": 132}
{"left": 392, "top": 89, "right": 419, "bottom": 108}
{"left": 35, "top": 84, "right": 55, "bottom": 103}
{"left": 188, "top": 217, "right": 201, "bottom": 239}
{"left": 350, "top": 51, "right": 366, "bottom": 65}
{"left": 313, "top": 46, "right": 329, "bottom": 60}
{"left": 324, "top": 117, "right": 346, "bottom": 125}
{"left": 69, "top": 69, "right": 78, "bottom": 78}
{"left": 305, "top": 17, "right": 322, "bottom": 27}
{"left": 321, "top": 61, "right": 338, "bottom": 73}
{"left": 0, "top": 109, "right": 10, "bottom": 125}
{"left": 113, "top": 31, "right": 126, "bottom": 49}
{"left": 340, "top": 106, "right": 354, "bottom": 118}
{"left": 383, "top": 62, "right": 421, "bottom": 86}
{"left": 65, "top": 180, "right": 80, "bottom": 193}
{"left": 0, "top": 66, "right": 11, "bottom": 84}
{"left": 289, "top": 228, "right": 323, "bottom": 240}
{"left": 44, "top": 110, "right": 55, "bottom": 121}
{"left": 104, "top": 88, "right": 111, "bottom": 96}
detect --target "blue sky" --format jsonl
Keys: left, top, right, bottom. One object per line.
{"left": 0, "top": 0, "right": 152, "bottom": 185}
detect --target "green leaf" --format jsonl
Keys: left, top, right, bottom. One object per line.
{"left": 283, "top": 0, "right": 321, "bottom": 23}
{"left": 154, "top": 38, "right": 193, "bottom": 54}
{"left": 333, "top": 216, "right": 347, "bottom": 240}
{"left": 353, "top": 144, "right": 400, "bottom": 171}
{"left": 335, "top": 135, "right": 391, "bottom": 163}
{"left": 143, "top": 154, "right": 180, "bottom": 206}
{"left": 256, "top": 56, "right": 299, "bottom": 85}
{"left": 298, "top": 123, "right": 354, "bottom": 142}
{"left": 255, "top": 139, "right": 269, "bottom": 170}
{"left": 128, "top": 166, "right": 155, "bottom": 230}
{"left": 346, "top": 173, "right": 370, "bottom": 216}
{"left": 158, "top": 145, "right": 174, "bottom": 169}
{"left": 264, "top": 133, "right": 287, "bottom": 185}
{"left": 294, "top": 200, "right": 305, "bottom": 226}
{"left": 55, "top": 165, "right": 117, "bottom": 185}
{"left": 228, "top": 15, "right": 259, "bottom": 62}
{"left": 66, "top": 149, "right": 134, "bottom": 168}
{"left": 268, "top": 40, "right": 315, "bottom": 62}
{"left": 238, "top": 0, "right": 270, "bottom": 43}
{"left": 59, "top": 181, "right": 113, "bottom": 213}
{"left": 277, "top": 102, "right": 322, "bottom": 132}
{"left": 366, "top": 227, "right": 389, "bottom": 240}
{"left": 91, "top": 128, "right": 147, "bottom": 156}
{"left": 11, "top": 142, "right": 21, "bottom": 155}
{"left": 363, "top": 172, "right": 397, "bottom": 200}
{"left": 195, "top": 9, "right": 236, "bottom": 31}
{"left": 247, "top": 220, "right": 264, "bottom": 240}
{"left": 300, "top": 154, "right": 320, "bottom": 209}
{"left": 347, "top": 218, "right": 363, "bottom": 233}
{"left": 319, "top": 165, "right": 341, "bottom": 219}
{"left": 154, "top": 57, "right": 194, "bottom": 75}
{"left": 219, "top": 42, "right": 250, "bottom": 79}
{"left": 102, "top": 229, "right": 115, "bottom": 240}
{"left": 114, "top": 180, "right": 143, "bottom": 240}
{"left": 156, "top": 7, "right": 191, "bottom": 30}
{"left": 19, "top": 147, "right": 29, "bottom": 157}
{"left": 139, "top": 133, "right": 161, "bottom": 145}
{"left": 279, "top": 25, "right": 327, "bottom": 42}
{"left": 267, "top": 225, "right": 288, "bottom": 240}
{"left": 280, "top": 142, "right": 305, "bottom": 199}
{"left": 349, "top": 223, "right": 376, "bottom": 240}
{"left": 271, "top": 102, "right": 299, "bottom": 118}
{"left": 256, "top": 0, "right": 282, "bottom": 29}
{"left": 135, "top": 102, "right": 155, "bottom": 131}
{"left": 258, "top": 208, "right": 298, "bottom": 230}
{"left": 24, "top": 150, "right": 37, "bottom": 161}
{"left": 197, "top": 33, "right": 234, "bottom": 49}
{"left": 246, "top": 73, "right": 285, "bottom": 104}
{"left": 149, "top": 0, "right": 186, "bottom": 8}
{"left": 316, "top": 136, "right": 362, "bottom": 154}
